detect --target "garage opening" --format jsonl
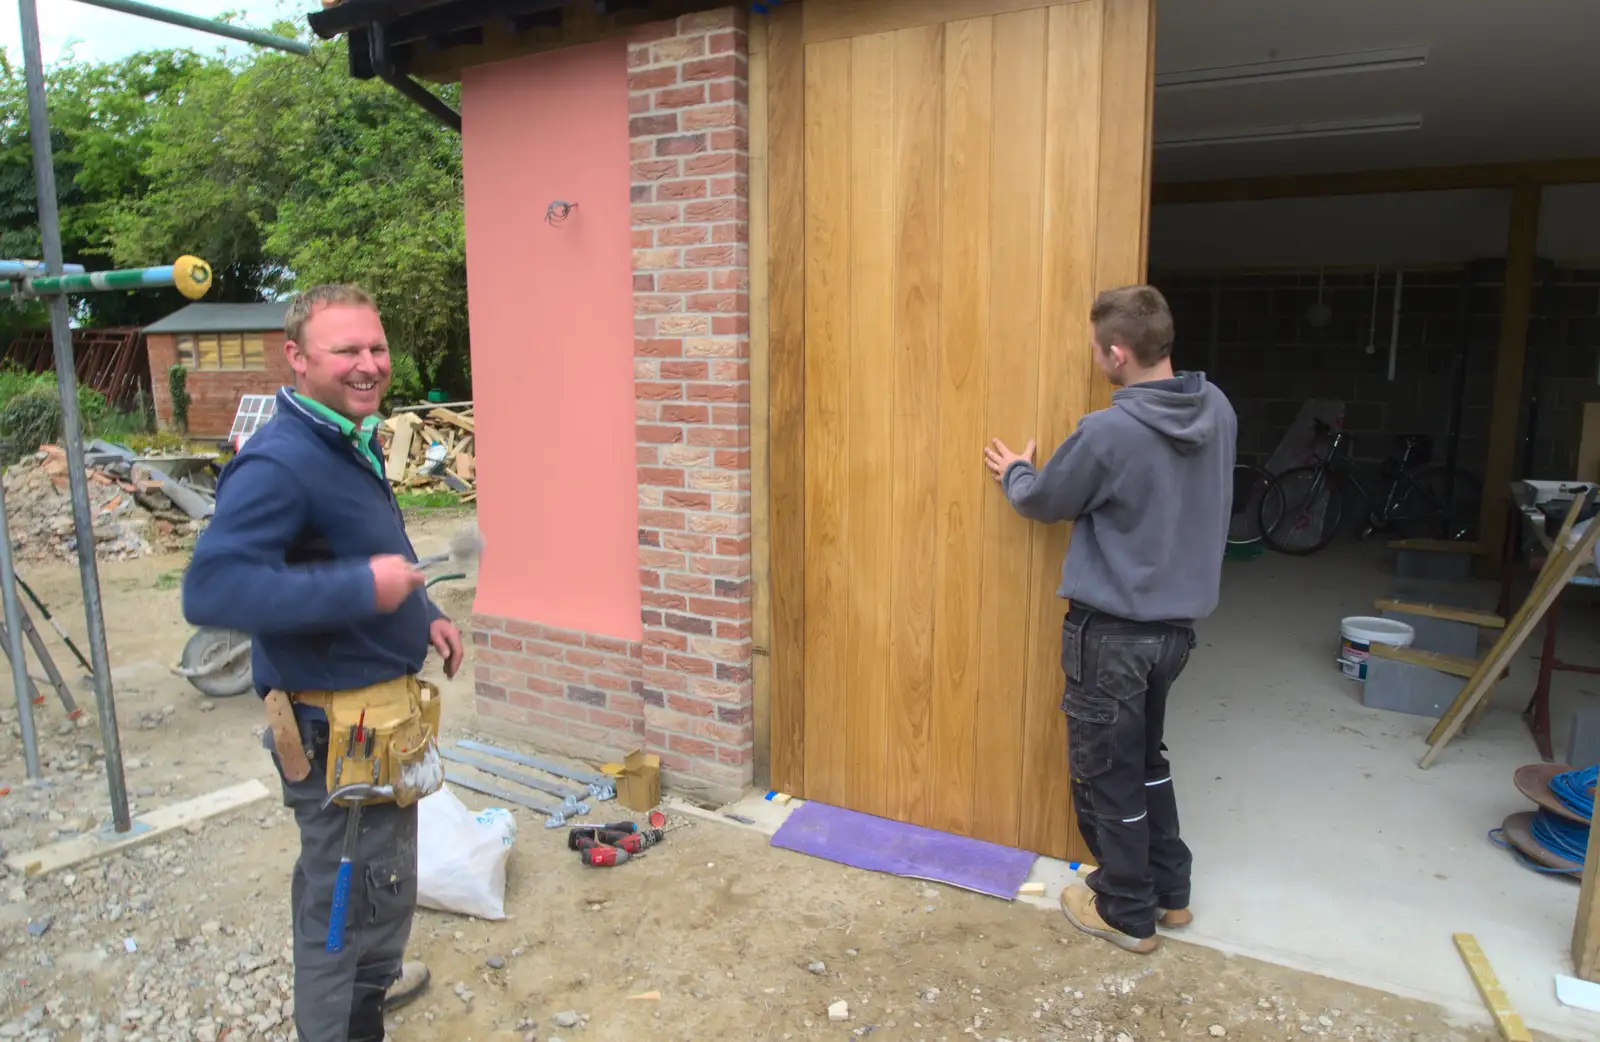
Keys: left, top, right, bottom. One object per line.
{"left": 1145, "top": 0, "right": 1600, "bottom": 1034}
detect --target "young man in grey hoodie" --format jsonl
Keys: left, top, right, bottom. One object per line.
{"left": 984, "top": 284, "right": 1235, "bottom": 954}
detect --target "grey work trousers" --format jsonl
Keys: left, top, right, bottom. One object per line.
{"left": 267, "top": 719, "right": 418, "bottom": 1042}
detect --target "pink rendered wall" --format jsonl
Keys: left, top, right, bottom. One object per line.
{"left": 462, "top": 40, "right": 642, "bottom": 641}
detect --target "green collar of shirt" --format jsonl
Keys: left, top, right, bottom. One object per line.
{"left": 292, "top": 393, "right": 384, "bottom": 478}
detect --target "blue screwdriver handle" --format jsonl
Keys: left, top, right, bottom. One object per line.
{"left": 326, "top": 858, "right": 353, "bottom": 953}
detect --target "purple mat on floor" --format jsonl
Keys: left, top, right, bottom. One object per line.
{"left": 769, "top": 800, "right": 1038, "bottom": 899}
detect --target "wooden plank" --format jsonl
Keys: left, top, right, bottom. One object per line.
{"left": 1452, "top": 933, "right": 1534, "bottom": 1042}
{"left": 843, "top": 30, "right": 897, "bottom": 818}
{"left": 766, "top": 1, "right": 808, "bottom": 798}
{"left": 1388, "top": 537, "right": 1486, "bottom": 554}
{"left": 1373, "top": 599, "right": 1505, "bottom": 629}
{"left": 1153, "top": 156, "right": 1600, "bottom": 206}
{"left": 1367, "top": 642, "right": 1480, "bottom": 679}
{"left": 884, "top": 22, "right": 944, "bottom": 829}
{"left": 748, "top": 15, "right": 774, "bottom": 789}
{"left": 385, "top": 411, "right": 420, "bottom": 481}
{"left": 802, "top": 0, "right": 1061, "bottom": 45}
{"left": 6, "top": 779, "right": 271, "bottom": 877}
{"left": 927, "top": 12, "right": 993, "bottom": 839}
{"left": 1422, "top": 504, "right": 1600, "bottom": 765}
{"left": 1088, "top": 0, "right": 1154, "bottom": 423}
{"left": 1476, "top": 182, "right": 1544, "bottom": 577}
{"left": 801, "top": 36, "right": 854, "bottom": 807}
{"left": 1018, "top": 0, "right": 1102, "bottom": 859}
{"left": 973, "top": 4, "right": 1048, "bottom": 850}
{"left": 1576, "top": 802, "right": 1600, "bottom": 980}
{"left": 427, "top": 407, "right": 475, "bottom": 433}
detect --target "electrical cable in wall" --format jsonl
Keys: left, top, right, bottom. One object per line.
{"left": 545, "top": 201, "right": 577, "bottom": 225}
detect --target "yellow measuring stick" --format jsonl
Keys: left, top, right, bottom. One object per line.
{"left": 1453, "top": 933, "right": 1532, "bottom": 1042}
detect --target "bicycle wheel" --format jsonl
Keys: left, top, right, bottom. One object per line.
{"left": 1227, "top": 463, "right": 1273, "bottom": 545}
{"left": 1394, "top": 465, "right": 1484, "bottom": 540}
{"left": 1259, "top": 465, "right": 1347, "bottom": 555}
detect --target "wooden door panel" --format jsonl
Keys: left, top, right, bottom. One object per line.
{"left": 1017, "top": 0, "right": 1104, "bottom": 857}
{"left": 775, "top": 0, "right": 1153, "bottom": 863}
{"left": 801, "top": 37, "right": 854, "bottom": 809}
{"left": 971, "top": 5, "right": 1049, "bottom": 847}
{"left": 843, "top": 32, "right": 897, "bottom": 818}
{"left": 927, "top": 14, "right": 993, "bottom": 840}
{"left": 883, "top": 23, "right": 944, "bottom": 829}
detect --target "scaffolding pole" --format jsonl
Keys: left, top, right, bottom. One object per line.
{"left": 19, "top": 0, "right": 130, "bottom": 830}
{"left": 68, "top": 0, "right": 311, "bottom": 55}
{"left": 0, "top": 476, "right": 38, "bottom": 781}
{"left": 0, "top": 257, "right": 212, "bottom": 300}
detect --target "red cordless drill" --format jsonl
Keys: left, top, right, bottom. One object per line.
{"left": 579, "top": 845, "right": 633, "bottom": 867}
{"left": 571, "top": 828, "right": 665, "bottom": 855}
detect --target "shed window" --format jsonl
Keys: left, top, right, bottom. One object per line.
{"left": 175, "top": 332, "right": 268, "bottom": 371}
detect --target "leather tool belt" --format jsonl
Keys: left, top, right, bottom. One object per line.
{"left": 271, "top": 676, "right": 444, "bottom": 808}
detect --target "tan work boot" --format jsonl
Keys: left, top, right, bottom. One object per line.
{"left": 1159, "top": 907, "right": 1193, "bottom": 928}
{"left": 383, "top": 961, "right": 430, "bottom": 1011}
{"left": 1059, "top": 885, "right": 1159, "bottom": 954}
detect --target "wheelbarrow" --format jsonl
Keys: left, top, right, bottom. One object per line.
{"left": 174, "top": 572, "right": 468, "bottom": 697}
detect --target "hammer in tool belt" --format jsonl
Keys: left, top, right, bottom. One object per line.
{"left": 324, "top": 783, "right": 393, "bottom": 954}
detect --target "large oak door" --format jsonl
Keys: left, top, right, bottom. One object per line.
{"left": 766, "top": 0, "right": 1155, "bottom": 861}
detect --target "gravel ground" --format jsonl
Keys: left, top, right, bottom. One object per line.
{"left": 0, "top": 513, "right": 1515, "bottom": 1042}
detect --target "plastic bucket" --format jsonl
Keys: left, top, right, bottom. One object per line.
{"left": 1339, "top": 616, "right": 1414, "bottom": 681}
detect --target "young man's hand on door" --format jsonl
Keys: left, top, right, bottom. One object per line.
{"left": 984, "top": 438, "right": 1036, "bottom": 482}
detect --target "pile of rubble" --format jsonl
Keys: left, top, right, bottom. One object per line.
{"left": 381, "top": 404, "right": 476, "bottom": 501}
{"left": 2, "top": 442, "right": 217, "bottom": 563}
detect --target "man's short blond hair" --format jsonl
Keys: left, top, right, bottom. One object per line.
{"left": 284, "top": 284, "right": 378, "bottom": 344}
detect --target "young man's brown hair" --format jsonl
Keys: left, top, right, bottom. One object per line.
{"left": 1090, "top": 285, "right": 1175, "bottom": 367}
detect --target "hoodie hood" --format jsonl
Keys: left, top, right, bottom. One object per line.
{"left": 1111, "top": 371, "right": 1219, "bottom": 455}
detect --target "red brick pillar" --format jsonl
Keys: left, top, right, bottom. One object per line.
{"left": 626, "top": 8, "right": 753, "bottom": 800}
{"left": 472, "top": 8, "right": 752, "bottom": 806}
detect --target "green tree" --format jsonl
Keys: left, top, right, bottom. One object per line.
{"left": 108, "top": 34, "right": 469, "bottom": 395}
{"left": 0, "top": 48, "right": 203, "bottom": 329}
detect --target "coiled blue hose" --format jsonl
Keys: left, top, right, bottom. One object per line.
{"left": 1489, "top": 765, "right": 1595, "bottom": 874}
{"left": 1549, "top": 765, "right": 1597, "bottom": 820}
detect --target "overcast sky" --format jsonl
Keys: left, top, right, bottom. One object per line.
{"left": 0, "top": 1, "right": 307, "bottom": 66}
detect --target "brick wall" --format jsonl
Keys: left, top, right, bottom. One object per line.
{"left": 1157, "top": 267, "right": 1600, "bottom": 483}
{"left": 472, "top": 8, "right": 753, "bottom": 805}
{"left": 147, "top": 331, "right": 291, "bottom": 438}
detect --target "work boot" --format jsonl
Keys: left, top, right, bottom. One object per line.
{"left": 1158, "top": 907, "right": 1193, "bottom": 928}
{"left": 383, "top": 961, "right": 430, "bottom": 1011}
{"left": 1059, "top": 884, "right": 1158, "bottom": 954}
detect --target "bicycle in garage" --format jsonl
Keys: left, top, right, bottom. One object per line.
{"left": 1256, "top": 419, "right": 1481, "bottom": 556}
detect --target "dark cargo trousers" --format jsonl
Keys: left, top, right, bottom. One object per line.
{"left": 266, "top": 719, "right": 418, "bottom": 1042}
{"left": 1061, "top": 604, "right": 1196, "bottom": 940}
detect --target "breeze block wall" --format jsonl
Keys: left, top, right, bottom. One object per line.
{"left": 471, "top": 8, "right": 753, "bottom": 805}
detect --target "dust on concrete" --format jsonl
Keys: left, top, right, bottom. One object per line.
{"left": 0, "top": 509, "right": 1506, "bottom": 1041}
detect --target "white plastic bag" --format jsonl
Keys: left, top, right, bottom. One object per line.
{"left": 416, "top": 785, "right": 517, "bottom": 920}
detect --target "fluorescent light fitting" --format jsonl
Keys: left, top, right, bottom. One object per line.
{"left": 1155, "top": 46, "right": 1429, "bottom": 93}
{"left": 1154, "top": 115, "right": 1423, "bottom": 150}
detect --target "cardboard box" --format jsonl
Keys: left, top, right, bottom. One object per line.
{"left": 614, "top": 749, "right": 660, "bottom": 812}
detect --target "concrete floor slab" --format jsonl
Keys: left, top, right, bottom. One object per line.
{"left": 1172, "top": 540, "right": 1599, "bottom": 1040}
{"left": 727, "top": 540, "right": 1600, "bottom": 1039}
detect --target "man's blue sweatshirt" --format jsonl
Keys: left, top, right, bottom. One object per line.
{"left": 182, "top": 388, "right": 443, "bottom": 702}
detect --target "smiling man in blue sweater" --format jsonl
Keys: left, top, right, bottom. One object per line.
{"left": 183, "top": 284, "right": 462, "bottom": 1042}
{"left": 985, "top": 285, "right": 1235, "bottom": 955}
